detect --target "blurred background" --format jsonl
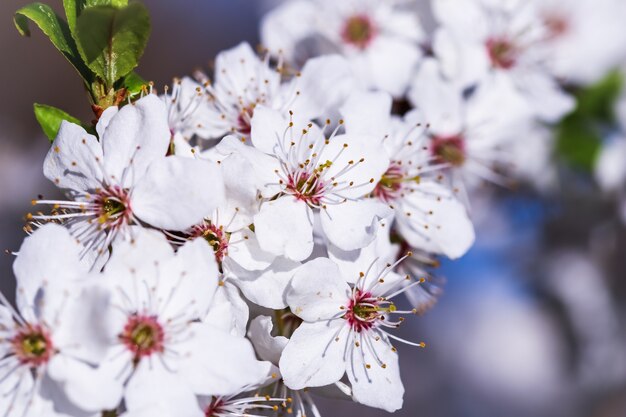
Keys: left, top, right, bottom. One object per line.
{"left": 2, "top": 1, "right": 626, "bottom": 416}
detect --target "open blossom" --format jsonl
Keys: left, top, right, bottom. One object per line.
{"left": 279, "top": 256, "right": 425, "bottom": 412}
{"left": 340, "top": 89, "right": 476, "bottom": 258}
{"left": 535, "top": 0, "right": 626, "bottom": 85}
{"left": 431, "top": 0, "right": 575, "bottom": 122}
{"left": 93, "top": 228, "right": 272, "bottom": 416}
{"left": 409, "top": 58, "right": 532, "bottom": 197}
{"left": 176, "top": 42, "right": 355, "bottom": 141}
{"left": 33, "top": 94, "right": 225, "bottom": 263}
{"left": 247, "top": 315, "right": 336, "bottom": 417}
{"left": 216, "top": 104, "right": 390, "bottom": 261}
{"left": 0, "top": 225, "right": 116, "bottom": 416}
{"left": 261, "top": 0, "right": 423, "bottom": 97}
{"left": 172, "top": 140, "right": 301, "bottom": 312}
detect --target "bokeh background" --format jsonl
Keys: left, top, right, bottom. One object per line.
{"left": 2, "top": 1, "right": 626, "bottom": 416}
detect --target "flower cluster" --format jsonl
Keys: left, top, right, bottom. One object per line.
{"left": 5, "top": 0, "right": 626, "bottom": 415}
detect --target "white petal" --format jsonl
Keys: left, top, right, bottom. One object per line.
{"left": 319, "top": 133, "right": 390, "bottom": 200}
{"left": 159, "top": 237, "right": 220, "bottom": 319}
{"left": 43, "top": 121, "right": 103, "bottom": 193}
{"left": 96, "top": 106, "right": 118, "bottom": 139}
{"left": 286, "top": 257, "right": 349, "bottom": 322}
{"left": 218, "top": 153, "right": 261, "bottom": 231}
{"left": 250, "top": 105, "right": 290, "bottom": 155}
{"left": 328, "top": 216, "right": 394, "bottom": 284}
{"left": 363, "top": 37, "right": 421, "bottom": 97}
{"left": 248, "top": 315, "right": 289, "bottom": 365}
{"left": 519, "top": 71, "right": 575, "bottom": 123}
{"left": 397, "top": 183, "right": 475, "bottom": 259}
{"left": 321, "top": 199, "right": 393, "bottom": 251}
{"left": 254, "top": 197, "right": 314, "bottom": 261}
{"left": 408, "top": 58, "right": 464, "bottom": 136}
{"left": 339, "top": 90, "right": 392, "bottom": 138}
{"left": 204, "top": 281, "right": 249, "bottom": 337}
{"left": 229, "top": 256, "right": 300, "bottom": 309}
{"left": 595, "top": 136, "right": 626, "bottom": 191}
{"left": 227, "top": 230, "right": 276, "bottom": 271}
{"left": 47, "top": 355, "right": 123, "bottom": 412}
{"left": 132, "top": 156, "right": 225, "bottom": 231}
{"left": 52, "top": 283, "right": 114, "bottom": 364}
{"left": 125, "top": 360, "right": 204, "bottom": 417}
{"left": 105, "top": 227, "right": 174, "bottom": 274}
{"left": 260, "top": 0, "right": 317, "bottom": 60}
{"left": 215, "top": 135, "right": 282, "bottom": 199}
{"left": 13, "top": 224, "right": 86, "bottom": 314}
{"left": 279, "top": 321, "right": 347, "bottom": 390}
{"left": 289, "top": 55, "right": 355, "bottom": 123}
{"left": 179, "top": 323, "right": 273, "bottom": 396}
{"left": 346, "top": 334, "right": 404, "bottom": 412}
{"left": 101, "top": 94, "right": 170, "bottom": 185}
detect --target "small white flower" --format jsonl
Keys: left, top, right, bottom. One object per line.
{"left": 33, "top": 95, "right": 225, "bottom": 263}
{"left": 431, "top": 0, "right": 575, "bottom": 122}
{"left": 261, "top": 0, "right": 424, "bottom": 97}
{"left": 278, "top": 256, "right": 425, "bottom": 412}
{"left": 168, "top": 145, "right": 302, "bottom": 311}
{"left": 248, "top": 315, "right": 339, "bottom": 417}
{"left": 216, "top": 105, "right": 390, "bottom": 261}
{"left": 340, "top": 88, "right": 476, "bottom": 258}
{"left": 409, "top": 58, "right": 533, "bottom": 197}
{"left": 536, "top": 0, "right": 626, "bottom": 85}
{"left": 94, "top": 228, "right": 272, "bottom": 416}
{"left": 0, "top": 224, "right": 117, "bottom": 416}
{"left": 192, "top": 42, "right": 354, "bottom": 140}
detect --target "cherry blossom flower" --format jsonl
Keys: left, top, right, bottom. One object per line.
{"left": 431, "top": 0, "right": 575, "bottom": 122}
{"left": 215, "top": 105, "right": 390, "bottom": 261}
{"left": 93, "top": 228, "right": 272, "bottom": 416}
{"left": 279, "top": 256, "right": 426, "bottom": 412}
{"left": 261, "top": 0, "right": 424, "bottom": 97}
{"left": 340, "top": 88, "right": 476, "bottom": 258}
{"left": 32, "top": 94, "right": 225, "bottom": 264}
{"left": 0, "top": 224, "right": 117, "bottom": 416}
{"left": 408, "top": 58, "right": 533, "bottom": 198}
{"left": 190, "top": 42, "right": 355, "bottom": 140}
{"left": 535, "top": 0, "right": 626, "bottom": 85}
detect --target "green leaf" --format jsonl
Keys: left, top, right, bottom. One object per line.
{"left": 64, "top": 0, "right": 127, "bottom": 38}
{"left": 575, "top": 70, "right": 623, "bottom": 123}
{"left": 86, "top": 0, "right": 128, "bottom": 7}
{"left": 34, "top": 103, "right": 82, "bottom": 142}
{"left": 555, "top": 116, "right": 602, "bottom": 172}
{"left": 119, "top": 71, "right": 148, "bottom": 96}
{"left": 14, "top": 3, "right": 92, "bottom": 82}
{"left": 75, "top": 3, "right": 150, "bottom": 88}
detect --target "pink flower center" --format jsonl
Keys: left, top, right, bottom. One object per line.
{"left": 189, "top": 222, "right": 230, "bottom": 263}
{"left": 95, "top": 185, "right": 132, "bottom": 230}
{"left": 120, "top": 314, "right": 165, "bottom": 362}
{"left": 236, "top": 104, "right": 256, "bottom": 135}
{"left": 341, "top": 15, "right": 377, "bottom": 49}
{"left": 344, "top": 289, "right": 388, "bottom": 333}
{"left": 544, "top": 13, "right": 569, "bottom": 39}
{"left": 285, "top": 171, "right": 326, "bottom": 206}
{"left": 373, "top": 164, "right": 406, "bottom": 202}
{"left": 486, "top": 37, "right": 518, "bottom": 70}
{"left": 205, "top": 397, "right": 224, "bottom": 417}
{"left": 431, "top": 134, "right": 466, "bottom": 166}
{"left": 11, "top": 325, "right": 54, "bottom": 367}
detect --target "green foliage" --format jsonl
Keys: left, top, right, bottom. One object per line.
{"left": 14, "top": 3, "right": 92, "bottom": 82}
{"left": 16, "top": 0, "right": 152, "bottom": 138}
{"left": 75, "top": 4, "right": 150, "bottom": 88}
{"left": 34, "top": 104, "right": 83, "bottom": 142}
{"left": 556, "top": 71, "right": 624, "bottom": 172}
